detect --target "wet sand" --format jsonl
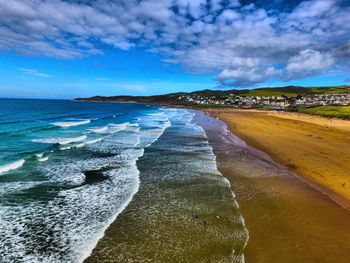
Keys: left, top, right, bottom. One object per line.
{"left": 194, "top": 110, "right": 350, "bottom": 262}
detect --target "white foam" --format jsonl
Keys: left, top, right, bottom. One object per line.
{"left": 0, "top": 109, "right": 209, "bottom": 262}
{"left": 79, "top": 162, "right": 142, "bottom": 263}
{"left": 0, "top": 181, "right": 41, "bottom": 197}
{"left": 148, "top": 112, "right": 166, "bottom": 116}
{"left": 53, "top": 120, "right": 91, "bottom": 128}
{"left": 90, "top": 126, "right": 108, "bottom": 133}
{"left": 0, "top": 159, "right": 25, "bottom": 175}
{"left": 108, "top": 122, "right": 129, "bottom": 133}
{"left": 36, "top": 153, "right": 48, "bottom": 161}
{"left": 33, "top": 135, "right": 87, "bottom": 145}
{"left": 8, "top": 148, "right": 147, "bottom": 262}
{"left": 75, "top": 143, "right": 85, "bottom": 148}
{"left": 59, "top": 145, "right": 73, "bottom": 151}
{"left": 85, "top": 138, "right": 103, "bottom": 145}
{"left": 60, "top": 142, "right": 85, "bottom": 151}
{"left": 109, "top": 122, "right": 129, "bottom": 127}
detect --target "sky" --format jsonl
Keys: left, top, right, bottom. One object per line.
{"left": 0, "top": 0, "right": 350, "bottom": 99}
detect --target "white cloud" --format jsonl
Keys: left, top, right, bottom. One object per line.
{"left": 134, "top": 0, "right": 173, "bottom": 21}
{"left": 214, "top": 48, "right": 335, "bottom": 85}
{"left": 289, "top": 0, "right": 336, "bottom": 19}
{"left": 286, "top": 49, "right": 335, "bottom": 78}
{"left": 18, "top": 68, "right": 51, "bottom": 78}
{"left": 95, "top": 77, "right": 110, "bottom": 81}
{"left": 218, "top": 9, "right": 240, "bottom": 23}
{"left": 1, "top": 0, "right": 349, "bottom": 86}
{"left": 215, "top": 57, "right": 280, "bottom": 86}
{"left": 176, "top": 0, "right": 207, "bottom": 18}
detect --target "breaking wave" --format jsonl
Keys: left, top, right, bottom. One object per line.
{"left": 0, "top": 108, "right": 173, "bottom": 262}
{"left": 32, "top": 135, "right": 87, "bottom": 145}
{"left": 0, "top": 159, "right": 25, "bottom": 175}
{"left": 53, "top": 120, "right": 91, "bottom": 128}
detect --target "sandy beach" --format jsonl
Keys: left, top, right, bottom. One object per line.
{"left": 194, "top": 110, "right": 350, "bottom": 262}
{"left": 205, "top": 108, "right": 350, "bottom": 209}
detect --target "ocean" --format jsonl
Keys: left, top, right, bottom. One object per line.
{"left": 0, "top": 99, "right": 248, "bottom": 262}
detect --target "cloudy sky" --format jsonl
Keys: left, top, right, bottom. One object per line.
{"left": 0, "top": 0, "right": 349, "bottom": 98}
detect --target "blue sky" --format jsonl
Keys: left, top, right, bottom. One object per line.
{"left": 0, "top": 49, "right": 215, "bottom": 99}
{"left": 0, "top": 0, "right": 349, "bottom": 99}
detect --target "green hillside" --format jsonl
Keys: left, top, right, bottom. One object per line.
{"left": 239, "top": 89, "right": 299, "bottom": 97}
{"left": 75, "top": 85, "right": 350, "bottom": 104}
{"left": 309, "top": 86, "right": 350, "bottom": 94}
{"left": 300, "top": 106, "right": 350, "bottom": 119}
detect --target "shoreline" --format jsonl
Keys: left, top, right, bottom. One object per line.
{"left": 203, "top": 108, "right": 350, "bottom": 209}
{"left": 194, "top": 109, "right": 350, "bottom": 262}
{"left": 213, "top": 111, "right": 350, "bottom": 212}
{"left": 85, "top": 108, "right": 248, "bottom": 262}
{"left": 83, "top": 104, "right": 350, "bottom": 262}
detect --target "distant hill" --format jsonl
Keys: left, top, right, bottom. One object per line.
{"left": 74, "top": 92, "right": 188, "bottom": 104}
{"left": 74, "top": 85, "right": 350, "bottom": 104}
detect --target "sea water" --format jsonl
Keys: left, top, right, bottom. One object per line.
{"left": 0, "top": 99, "right": 247, "bottom": 262}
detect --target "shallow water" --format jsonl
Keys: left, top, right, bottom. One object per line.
{"left": 0, "top": 99, "right": 247, "bottom": 262}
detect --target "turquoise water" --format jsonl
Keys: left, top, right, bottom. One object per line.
{"left": 0, "top": 99, "right": 247, "bottom": 262}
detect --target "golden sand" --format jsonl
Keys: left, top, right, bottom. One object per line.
{"left": 206, "top": 109, "right": 350, "bottom": 208}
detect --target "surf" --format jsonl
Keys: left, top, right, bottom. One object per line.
{"left": 0, "top": 159, "right": 25, "bottom": 175}
{"left": 53, "top": 120, "right": 91, "bottom": 128}
{"left": 32, "top": 135, "right": 87, "bottom": 145}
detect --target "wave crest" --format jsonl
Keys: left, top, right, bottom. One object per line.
{"left": 53, "top": 120, "right": 91, "bottom": 128}
{"left": 0, "top": 160, "right": 25, "bottom": 175}
{"left": 32, "top": 135, "right": 87, "bottom": 145}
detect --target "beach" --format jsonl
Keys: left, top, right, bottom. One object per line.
{"left": 205, "top": 108, "right": 350, "bottom": 208}
{"left": 195, "top": 109, "right": 350, "bottom": 262}
{"left": 2, "top": 99, "right": 350, "bottom": 262}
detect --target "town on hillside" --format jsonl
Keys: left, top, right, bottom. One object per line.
{"left": 178, "top": 93, "right": 350, "bottom": 110}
